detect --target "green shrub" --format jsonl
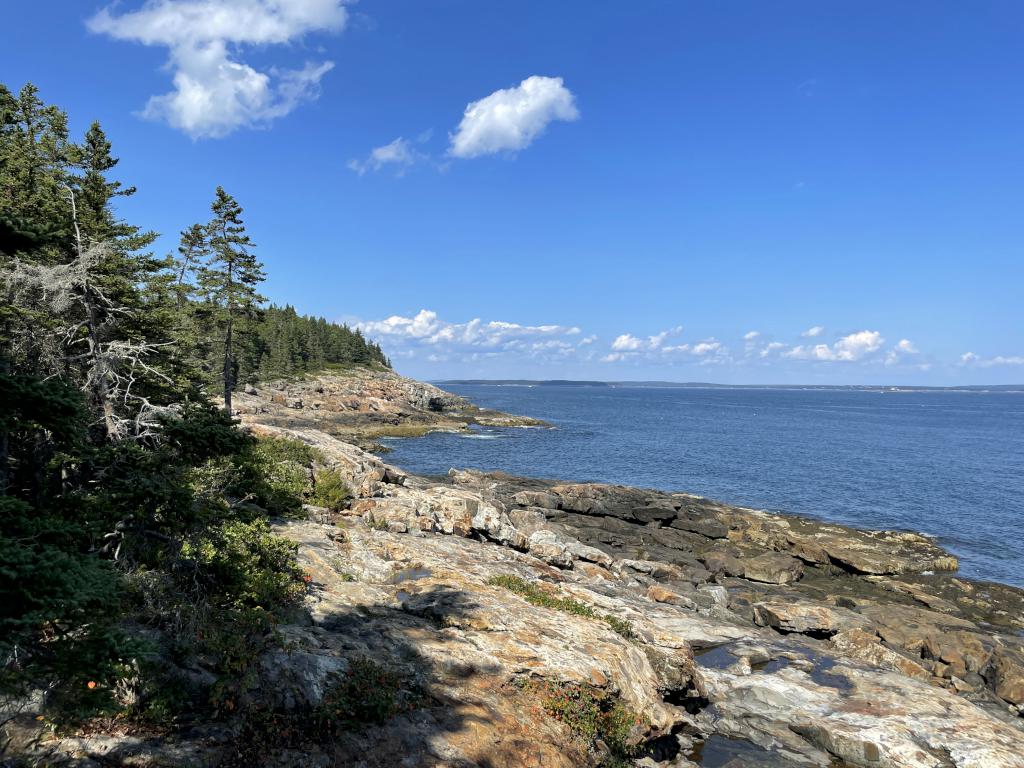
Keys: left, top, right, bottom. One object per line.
{"left": 310, "top": 467, "right": 351, "bottom": 511}
{"left": 0, "top": 496, "right": 132, "bottom": 708}
{"left": 520, "top": 679, "right": 639, "bottom": 765}
{"left": 602, "top": 615, "right": 636, "bottom": 640}
{"left": 313, "top": 658, "right": 425, "bottom": 735}
{"left": 178, "top": 519, "right": 305, "bottom": 611}
{"left": 230, "top": 437, "right": 319, "bottom": 515}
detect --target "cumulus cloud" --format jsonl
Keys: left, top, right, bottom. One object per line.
{"left": 743, "top": 331, "right": 760, "bottom": 341}
{"left": 802, "top": 325, "right": 825, "bottom": 338}
{"left": 88, "top": 0, "right": 346, "bottom": 138}
{"left": 760, "top": 342, "right": 786, "bottom": 358}
{"left": 600, "top": 328, "right": 728, "bottom": 364}
{"left": 448, "top": 76, "right": 579, "bottom": 158}
{"left": 348, "top": 137, "right": 421, "bottom": 175}
{"left": 611, "top": 334, "right": 643, "bottom": 352}
{"left": 785, "top": 330, "right": 885, "bottom": 362}
{"left": 356, "top": 309, "right": 582, "bottom": 363}
{"left": 609, "top": 327, "right": 682, "bottom": 354}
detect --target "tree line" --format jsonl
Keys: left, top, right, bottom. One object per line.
{"left": 0, "top": 82, "right": 384, "bottom": 725}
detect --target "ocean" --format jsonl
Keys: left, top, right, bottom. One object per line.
{"left": 380, "top": 384, "right": 1024, "bottom": 588}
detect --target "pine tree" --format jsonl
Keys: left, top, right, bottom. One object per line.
{"left": 197, "top": 187, "right": 265, "bottom": 414}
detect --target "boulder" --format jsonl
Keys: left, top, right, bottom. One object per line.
{"left": 830, "top": 629, "right": 934, "bottom": 682}
{"left": 701, "top": 551, "right": 746, "bottom": 578}
{"left": 742, "top": 552, "right": 804, "bottom": 585}
{"left": 670, "top": 514, "right": 729, "bottom": 539}
{"left": 527, "top": 530, "right": 575, "bottom": 568}
{"left": 989, "top": 647, "right": 1024, "bottom": 705}
{"left": 752, "top": 602, "right": 865, "bottom": 636}
{"left": 512, "top": 490, "right": 561, "bottom": 510}
{"left": 632, "top": 505, "right": 678, "bottom": 524}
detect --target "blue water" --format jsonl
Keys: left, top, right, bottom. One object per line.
{"left": 380, "top": 385, "right": 1024, "bottom": 588}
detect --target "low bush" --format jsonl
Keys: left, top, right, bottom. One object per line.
{"left": 314, "top": 658, "right": 424, "bottom": 735}
{"left": 517, "top": 678, "right": 639, "bottom": 766}
{"left": 310, "top": 467, "right": 351, "bottom": 511}
{"left": 178, "top": 519, "right": 305, "bottom": 611}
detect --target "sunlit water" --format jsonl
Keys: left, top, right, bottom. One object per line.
{"left": 381, "top": 384, "right": 1024, "bottom": 587}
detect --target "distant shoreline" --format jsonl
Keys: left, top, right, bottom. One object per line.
{"left": 435, "top": 379, "right": 1024, "bottom": 394}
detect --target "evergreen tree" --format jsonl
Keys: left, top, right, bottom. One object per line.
{"left": 197, "top": 187, "right": 265, "bottom": 414}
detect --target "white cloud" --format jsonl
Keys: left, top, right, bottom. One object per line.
{"left": 611, "top": 334, "right": 642, "bottom": 352}
{"left": 609, "top": 326, "right": 682, "bottom": 354}
{"left": 449, "top": 76, "right": 579, "bottom": 158}
{"left": 960, "top": 352, "right": 1024, "bottom": 367}
{"left": 785, "top": 330, "right": 885, "bottom": 362}
{"left": 692, "top": 341, "right": 722, "bottom": 356}
{"left": 356, "top": 309, "right": 582, "bottom": 363}
{"left": 760, "top": 342, "right": 786, "bottom": 358}
{"left": 88, "top": 0, "right": 346, "bottom": 138}
{"left": 357, "top": 311, "right": 953, "bottom": 373}
{"left": 885, "top": 338, "right": 919, "bottom": 366}
{"left": 743, "top": 331, "right": 760, "bottom": 341}
{"left": 802, "top": 325, "right": 825, "bottom": 338}
{"left": 348, "top": 137, "right": 421, "bottom": 175}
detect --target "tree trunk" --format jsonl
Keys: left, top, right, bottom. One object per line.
{"left": 223, "top": 316, "right": 233, "bottom": 415}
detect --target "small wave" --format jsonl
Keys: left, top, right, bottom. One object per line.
{"left": 461, "top": 433, "right": 503, "bottom": 440}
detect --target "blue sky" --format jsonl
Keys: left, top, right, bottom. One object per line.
{"left": 3, "top": 1, "right": 1022, "bottom": 384}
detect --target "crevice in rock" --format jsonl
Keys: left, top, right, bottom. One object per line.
{"left": 662, "top": 680, "right": 710, "bottom": 715}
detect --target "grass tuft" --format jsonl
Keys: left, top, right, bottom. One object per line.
{"left": 486, "top": 575, "right": 636, "bottom": 640}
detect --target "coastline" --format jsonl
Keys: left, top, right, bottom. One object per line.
{"left": 243, "top": 371, "right": 1024, "bottom": 765}
{"left": 21, "top": 370, "right": 1018, "bottom": 765}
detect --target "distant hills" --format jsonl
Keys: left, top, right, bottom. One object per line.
{"left": 435, "top": 380, "right": 1024, "bottom": 393}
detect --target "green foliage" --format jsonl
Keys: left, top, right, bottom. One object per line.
{"left": 519, "top": 678, "right": 639, "bottom": 765}
{"left": 366, "top": 515, "right": 391, "bottom": 531}
{"left": 217, "top": 658, "right": 425, "bottom": 765}
{"left": 243, "top": 304, "right": 390, "bottom": 382}
{"left": 486, "top": 575, "right": 636, "bottom": 639}
{"left": 314, "top": 658, "right": 424, "bottom": 734}
{"left": 602, "top": 614, "right": 637, "bottom": 641}
{"left": 179, "top": 519, "right": 304, "bottom": 611}
{"left": 223, "top": 435, "right": 318, "bottom": 515}
{"left": 311, "top": 467, "right": 351, "bottom": 511}
{"left": 0, "top": 496, "right": 125, "bottom": 693}
{"left": 0, "top": 81, "right": 387, "bottom": 733}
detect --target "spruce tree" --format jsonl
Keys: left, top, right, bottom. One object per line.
{"left": 197, "top": 187, "right": 265, "bottom": 414}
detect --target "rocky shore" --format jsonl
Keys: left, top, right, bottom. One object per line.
{"left": 10, "top": 373, "right": 1024, "bottom": 767}
{"left": 231, "top": 367, "right": 547, "bottom": 448}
